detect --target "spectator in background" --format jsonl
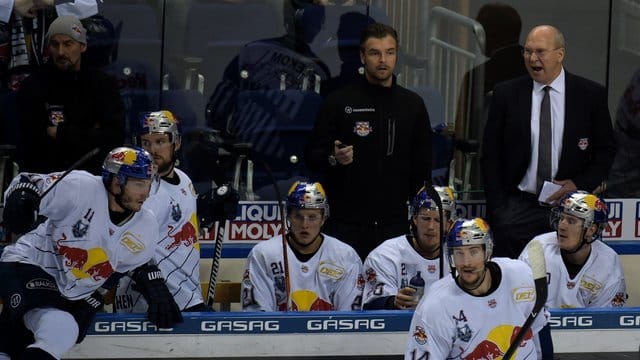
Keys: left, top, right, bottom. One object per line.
{"left": 114, "top": 111, "right": 209, "bottom": 314}
{"left": 320, "top": 11, "right": 375, "bottom": 97}
{"left": 16, "top": 15, "right": 125, "bottom": 174}
{"left": 606, "top": 68, "right": 640, "bottom": 198}
{"left": 481, "top": 25, "right": 615, "bottom": 258}
{"left": 305, "top": 23, "right": 432, "bottom": 261}
{"left": 362, "top": 186, "right": 455, "bottom": 310}
{"left": 241, "top": 181, "right": 363, "bottom": 311}
{"left": 454, "top": 3, "right": 528, "bottom": 190}
{"left": 519, "top": 191, "right": 627, "bottom": 358}
{"left": 1, "top": 0, "right": 99, "bottom": 149}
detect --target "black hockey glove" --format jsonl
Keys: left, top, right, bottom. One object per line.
{"left": 197, "top": 183, "right": 239, "bottom": 227}
{"left": 69, "top": 290, "right": 104, "bottom": 343}
{"left": 131, "top": 264, "right": 183, "bottom": 328}
{"left": 3, "top": 182, "right": 41, "bottom": 234}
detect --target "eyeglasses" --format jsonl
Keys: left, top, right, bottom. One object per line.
{"left": 289, "top": 213, "right": 323, "bottom": 224}
{"left": 521, "top": 47, "right": 561, "bottom": 59}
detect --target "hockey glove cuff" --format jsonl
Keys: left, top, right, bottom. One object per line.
{"left": 131, "top": 264, "right": 183, "bottom": 328}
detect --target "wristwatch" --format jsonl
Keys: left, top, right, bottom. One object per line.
{"left": 328, "top": 154, "right": 337, "bottom": 166}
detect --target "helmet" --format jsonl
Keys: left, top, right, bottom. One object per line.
{"left": 101, "top": 146, "right": 157, "bottom": 186}
{"left": 446, "top": 218, "right": 493, "bottom": 260}
{"left": 136, "top": 110, "right": 180, "bottom": 144}
{"left": 410, "top": 185, "right": 456, "bottom": 220}
{"left": 285, "top": 181, "right": 330, "bottom": 218}
{"left": 551, "top": 191, "right": 608, "bottom": 240}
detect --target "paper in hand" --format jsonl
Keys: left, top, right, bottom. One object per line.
{"left": 538, "top": 181, "right": 562, "bottom": 205}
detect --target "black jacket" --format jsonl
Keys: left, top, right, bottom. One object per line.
{"left": 16, "top": 61, "right": 125, "bottom": 174}
{"left": 305, "top": 77, "right": 432, "bottom": 226}
{"left": 481, "top": 72, "right": 615, "bottom": 213}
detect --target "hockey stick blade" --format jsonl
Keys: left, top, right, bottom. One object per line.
{"left": 503, "top": 240, "right": 548, "bottom": 360}
{"left": 39, "top": 147, "right": 100, "bottom": 200}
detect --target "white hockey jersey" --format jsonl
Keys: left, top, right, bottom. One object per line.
{"left": 115, "top": 168, "right": 203, "bottom": 311}
{"left": 405, "top": 258, "right": 546, "bottom": 360}
{"left": 242, "top": 234, "right": 364, "bottom": 311}
{"left": 362, "top": 235, "right": 450, "bottom": 307}
{"left": 1, "top": 171, "right": 158, "bottom": 300}
{"left": 519, "top": 232, "right": 627, "bottom": 308}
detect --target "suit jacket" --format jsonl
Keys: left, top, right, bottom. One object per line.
{"left": 481, "top": 71, "right": 615, "bottom": 213}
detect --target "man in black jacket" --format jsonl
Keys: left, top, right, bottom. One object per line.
{"left": 16, "top": 15, "right": 125, "bottom": 174}
{"left": 305, "top": 23, "right": 432, "bottom": 261}
{"left": 481, "top": 25, "right": 615, "bottom": 259}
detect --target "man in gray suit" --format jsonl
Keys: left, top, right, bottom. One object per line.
{"left": 481, "top": 25, "right": 615, "bottom": 259}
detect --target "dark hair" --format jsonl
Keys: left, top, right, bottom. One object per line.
{"left": 359, "top": 23, "right": 398, "bottom": 50}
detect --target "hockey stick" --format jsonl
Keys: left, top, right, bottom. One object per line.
{"left": 39, "top": 147, "right": 100, "bottom": 200}
{"left": 260, "top": 161, "right": 290, "bottom": 311}
{"left": 423, "top": 183, "right": 445, "bottom": 278}
{"left": 503, "top": 240, "right": 548, "bottom": 360}
{"left": 206, "top": 185, "right": 229, "bottom": 307}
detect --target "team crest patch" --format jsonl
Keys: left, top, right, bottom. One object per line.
{"left": 354, "top": 121, "right": 372, "bottom": 137}
{"left": 412, "top": 325, "right": 428, "bottom": 345}
{"left": 49, "top": 110, "right": 65, "bottom": 125}
{"left": 456, "top": 324, "right": 472, "bottom": 342}
{"left": 428, "top": 264, "right": 436, "bottom": 274}
{"left": 567, "top": 281, "right": 575, "bottom": 289}
{"left": 578, "top": 138, "right": 589, "bottom": 150}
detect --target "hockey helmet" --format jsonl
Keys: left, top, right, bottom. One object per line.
{"left": 410, "top": 185, "right": 456, "bottom": 220}
{"left": 136, "top": 110, "right": 180, "bottom": 144}
{"left": 446, "top": 217, "right": 493, "bottom": 260}
{"left": 101, "top": 146, "right": 157, "bottom": 186}
{"left": 551, "top": 191, "right": 608, "bottom": 240}
{"left": 285, "top": 181, "right": 330, "bottom": 218}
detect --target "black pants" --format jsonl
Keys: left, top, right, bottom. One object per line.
{"left": 323, "top": 219, "right": 408, "bottom": 261}
{"left": 488, "top": 192, "right": 553, "bottom": 258}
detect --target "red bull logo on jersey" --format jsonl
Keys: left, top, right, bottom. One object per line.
{"left": 56, "top": 234, "right": 114, "bottom": 281}
{"left": 412, "top": 325, "right": 428, "bottom": 345}
{"left": 290, "top": 290, "right": 333, "bottom": 311}
{"left": 166, "top": 221, "right": 198, "bottom": 250}
{"left": 462, "top": 324, "right": 533, "bottom": 360}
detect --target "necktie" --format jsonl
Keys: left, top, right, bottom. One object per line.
{"left": 537, "top": 86, "right": 552, "bottom": 192}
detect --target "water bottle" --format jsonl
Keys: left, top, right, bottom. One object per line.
{"left": 409, "top": 271, "right": 426, "bottom": 302}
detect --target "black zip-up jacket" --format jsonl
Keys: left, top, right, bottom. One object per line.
{"left": 16, "top": 61, "right": 125, "bottom": 175}
{"left": 305, "top": 76, "right": 432, "bottom": 226}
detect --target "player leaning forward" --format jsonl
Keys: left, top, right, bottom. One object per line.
{"left": 241, "top": 181, "right": 364, "bottom": 311}
{"left": 405, "top": 218, "right": 548, "bottom": 360}
{"left": 0, "top": 147, "right": 182, "bottom": 360}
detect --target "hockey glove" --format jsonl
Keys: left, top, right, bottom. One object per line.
{"left": 3, "top": 182, "right": 41, "bottom": 234}
{"left": 131, "top": 264, "right": 183, "bottom": 328}
{"left": 69, "top": 290, "right": 104, "bottom": 343}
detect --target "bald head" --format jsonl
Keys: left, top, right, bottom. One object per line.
{"left": 523, "top": 25, "right": 566, "bottom": 85}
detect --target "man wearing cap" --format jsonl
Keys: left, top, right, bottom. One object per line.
{"left": 15, "top": 15, "right": 125, "bottom": 174}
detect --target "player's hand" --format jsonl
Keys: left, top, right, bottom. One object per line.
{"left": 3, "top": 182, "right": 41, "bottom": 234}
{"left": 546, "top": 179, "right": 577, "bottom": 205}
{"left": 394, "top": 287, "right": 418, "bottom": 309}
{"left": 334, "top": 140, "right": 353, "bottom": 165}
{"left": 132, "top": 264, "right": 183, "bottom": 328}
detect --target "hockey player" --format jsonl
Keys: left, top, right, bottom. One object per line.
{"left": 519, "top": 191, "right": 627, "bottom": 358}
{"left": 113, "top": 110, "right": 207, "bottom": 313}
{"left": 362, "top": 185, "right": 455, "bottom": 310}
{"left": 0, "top": 146, "right": 183, "bottom": 360}
{"left": 241, "top": 181, "right": 364, "bottom": 311}
{"left": 405, "top": 218, "right": 547, "bottom": 360}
